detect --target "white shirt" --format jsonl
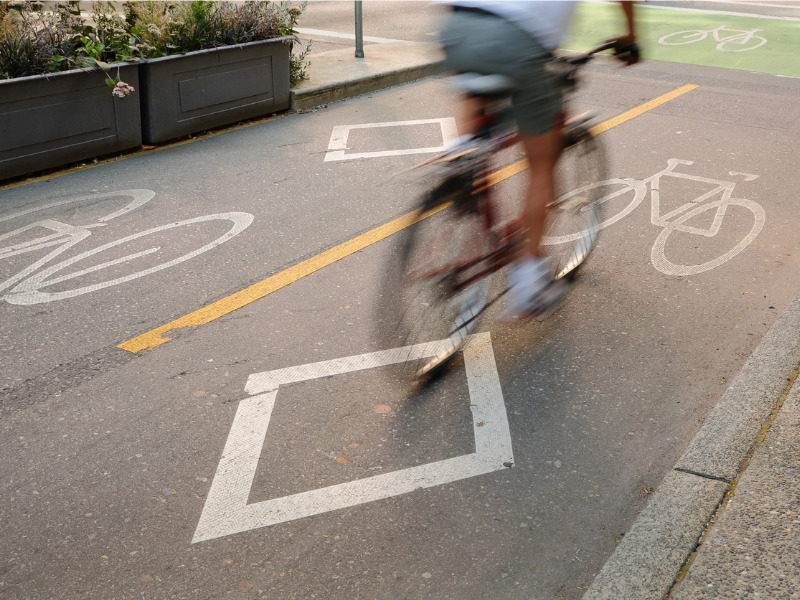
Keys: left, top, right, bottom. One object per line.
{"left": 447, "top": 1, "right": 577, "bottom": 50}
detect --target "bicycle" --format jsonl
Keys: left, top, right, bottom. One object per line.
{"left": 0, "top": 189, "right": 253, "bottom": 305}
{"left": 376, "top": 43, "right": 624, "bottom": 383}
{"left": 549, "top": 158, "right": 765, "bottom": 277}
{"left": 658, "top": 25, "right": 767, "bottom": 53}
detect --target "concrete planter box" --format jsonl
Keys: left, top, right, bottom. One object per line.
{"left": 0, "top": 63, "right": 141, "bottom": 181}
{"left": 139, "top": 37, "right": 291, "bottom": 144}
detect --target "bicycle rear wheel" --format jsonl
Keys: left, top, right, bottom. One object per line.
{"left": 542, "top": 124, "right": 606, "bottom": 280}
{"left": 376, "top": 176, "right": 496, "bottom": 383}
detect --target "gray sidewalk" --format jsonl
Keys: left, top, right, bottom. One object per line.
{"left": 289, "top": 40, "right": 445, "bottom": 111}
{"left": 670, "top": 373, "right": 800, "bottom": 599}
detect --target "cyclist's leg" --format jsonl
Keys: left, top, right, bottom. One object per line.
{"left": 440, "top": 8, "right": 565, "bottom": 319}
{"left": 502, "top": 40, "right": 566, "bottom": 320}
{"left": 521, "top": 128, "right": 562, "bottom": 259}
{"left": 503, "top": 127, "right": 565, "bottom": 321}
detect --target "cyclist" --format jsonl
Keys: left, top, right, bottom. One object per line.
{"left": 439, "top": 1, "right": 638, "bottom": 321}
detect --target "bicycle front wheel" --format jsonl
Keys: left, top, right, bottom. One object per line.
{"left": 542, "top": 125, "right": 607, "bottom": 281}
{"left": 376, "top": 181, "right": 495, "bottom": 382}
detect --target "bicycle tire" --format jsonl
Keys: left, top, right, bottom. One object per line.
{"left": 376, "top": 176, "right": 496, "bottom": 383}
{"left": 541, "top": 125, "right": 607, "bottom": 280}
{"left": 3, "top": 212, "right": 254, "bottom": 305}
{"left": 651, "top": 198, "right": 765, "bottom": 276}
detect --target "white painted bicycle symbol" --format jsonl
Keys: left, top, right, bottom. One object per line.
{"left": 658, "top": 25, "right": 767, "bottom": 52}
{"left": 0, "top": 189, "right": 253, "bottom": 305}
{"left": 543, "top": 159, "right": 765, "bottom": 276}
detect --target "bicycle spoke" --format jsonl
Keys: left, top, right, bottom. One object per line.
{"left": 376, "top": 191, "right": 496, "bottom": 385}
{"left": 541, "top": 127, "right": 607, "bottom": 280}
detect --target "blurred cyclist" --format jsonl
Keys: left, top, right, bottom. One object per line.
{"left": 439, "top": 1, "right": 638, "bottom": 321}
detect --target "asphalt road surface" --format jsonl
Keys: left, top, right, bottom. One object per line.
{"left": 2, "top": 2, "right": 800, "bottom": 599}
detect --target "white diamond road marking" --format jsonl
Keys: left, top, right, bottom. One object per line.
{"left": 323, "top": 118, "right": 459, "bottom": 162}
{"left": 192, "top": 333, "right": 512, "bottom": 543}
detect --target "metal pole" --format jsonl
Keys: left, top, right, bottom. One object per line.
{"left": 354, "top": 0, "right": 364, "bottom": 58}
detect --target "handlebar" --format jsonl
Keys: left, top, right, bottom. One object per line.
{"left": 567, "top": 40, "right": 640, "bottom": 65}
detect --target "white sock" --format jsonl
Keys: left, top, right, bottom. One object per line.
{"left": 509, "top": 256, "right": 549, "bottom": 292}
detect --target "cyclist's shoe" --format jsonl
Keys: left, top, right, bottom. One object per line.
{"left": 499, "top": 257, "right": 568, "bottom": 324}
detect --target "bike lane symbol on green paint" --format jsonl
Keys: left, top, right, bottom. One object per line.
{"left": 564, "top": 2, "right": 800, "bottom": 78}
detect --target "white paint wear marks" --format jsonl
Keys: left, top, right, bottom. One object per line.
{"left": 0, "top": 189, "right": 253, "bottom": 305}
{"left": 658, "top": 25, "right": 767, "bottom": 52}
{"left": 193, "top": 333, "right": 513, "bottom": 543}
{"left": 543, "top": 158, "right": 765, "bottom": 276}
{"left": 324, "top": 118, "right": 459, "bottom": 162}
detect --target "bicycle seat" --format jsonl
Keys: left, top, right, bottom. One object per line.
{"left": 451, "top": 73, "right": 516, "bottom": 97}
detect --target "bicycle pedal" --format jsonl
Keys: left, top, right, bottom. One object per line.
{"left": 565, "top": 111, "right": 596, "bottom": 128}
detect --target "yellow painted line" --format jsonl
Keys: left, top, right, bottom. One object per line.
{"left": 589, "top": 84, "right": 700, "bottom": 136}
{"left": 118, "top": 200, "right": 451, "bottom": 353}
{"left": 119, "top": 83, "right": 699, "bottom": 353}
{"left": 480, "top": 84, "right": 700, "bottom": 189}
{"left": 481, "top": 159, "right": 530, "bottom": 189}
{"left": 118, "top": 210, "right": 415, "bottom": 352}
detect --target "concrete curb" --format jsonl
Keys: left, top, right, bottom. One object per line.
{"left": 288, "top": 41, "right": 446, "bottom": 111}
{"left": 582, "top": 286, "right": 800, "bottom": 599}
{"left": 290, "top": 61, "right": 446, "bottom": 111}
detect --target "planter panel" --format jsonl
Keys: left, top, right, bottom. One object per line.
{"left": 0, "top": 64, "right": 141, "bottom": 182}
{"left": 139, "top": 39, "right": 291, "bottom": 145}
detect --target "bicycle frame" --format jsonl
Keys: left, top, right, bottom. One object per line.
{"left": 412, "top": 44, "right": 619, "bottom": 294}
{"left": 378, "top": 45, "right": 619, "bottom": 379}
{"left": 0, "top": 190, "right": 154, "bottom": 295}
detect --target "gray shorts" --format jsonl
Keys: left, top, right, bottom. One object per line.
{"left": 440, "top": 9, "right": 562, "bottom": 136}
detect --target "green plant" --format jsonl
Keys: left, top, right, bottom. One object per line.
{"left": 0, "top": 1, "right": 310, "bottom": 84}
{"left": 122, "top": 1, "right": 178, "bottom": 58}
{"left": 0, "top": 0, "right": 83, "bottom": 78}
{"left": 90, "top": 1, "right": 144, "bottom": 61}
{"left": 275, "top": 1, "right": 311, "bottom": 84}
{"left": 170, "top": 1, "right": 215, "bottom": 52}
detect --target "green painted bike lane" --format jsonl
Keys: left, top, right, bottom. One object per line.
{"left": 564, "top": 2, "right": 800, "bottom": 78}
